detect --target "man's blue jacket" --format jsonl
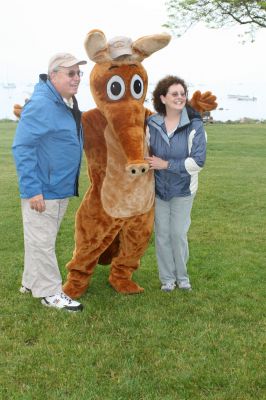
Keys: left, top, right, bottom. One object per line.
{"left": 12, "top": 75, "right": 83, "bottom": 199}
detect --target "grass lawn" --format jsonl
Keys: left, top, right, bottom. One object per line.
{"left": 0, "top": 121, "right": 265, "bottom": 400}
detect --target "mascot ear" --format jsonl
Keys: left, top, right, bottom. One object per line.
{"left": 84, "top": 29, "right": 111, "bottom": 63}
{"left": 189, "top": 90, "right": 218, "bottom": 113}
{"left": 132, "top": 33, "right": 171, "bottom": 62}
{"left": 84, "top": 30, "right": 171, "bottom": 63}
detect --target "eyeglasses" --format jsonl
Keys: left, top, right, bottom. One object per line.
{"left": 167, "top": 91, "right": 187, "bottom": 98}
{"left": 66, "top": 70, "right": 83, "bottom": 78}
{"left": 56, "top": 69, "right": 84, "bottom": 78}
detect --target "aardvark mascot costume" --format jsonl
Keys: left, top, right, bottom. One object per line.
{"left": 61, "top": 29, "right": 217, "bottom": 298}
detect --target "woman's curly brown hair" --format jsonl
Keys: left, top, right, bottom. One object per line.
{"left": 152, "top": 75, "right": 188, "bottom": 115}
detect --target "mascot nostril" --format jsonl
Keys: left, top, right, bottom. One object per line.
{"left": 126, "top": 163, "right": 149, "bottom": 176}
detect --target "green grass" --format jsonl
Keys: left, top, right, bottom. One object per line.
{"left": 0, "top": 121, "right": 265, "bottom": 400}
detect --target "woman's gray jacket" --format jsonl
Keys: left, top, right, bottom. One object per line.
{"left": 146, "top": 106, "right": 207, "bottom": 201}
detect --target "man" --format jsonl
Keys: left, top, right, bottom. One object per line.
{"left": 12, "top": 53, "right": 87, "bottom": 312}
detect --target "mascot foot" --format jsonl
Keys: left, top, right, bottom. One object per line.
{"left": 63, "top": 281, "right": 88, "bottom": 299}
{"left": 109, "top": 275, "right": 144, "bottom": 294}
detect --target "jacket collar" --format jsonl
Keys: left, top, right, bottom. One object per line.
{"left": 149, "top": 107, "right": 190, "bottom": 131}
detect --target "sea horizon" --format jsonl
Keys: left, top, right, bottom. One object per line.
{"left": 1, "top": 80, "right": 266, "bottom": 122}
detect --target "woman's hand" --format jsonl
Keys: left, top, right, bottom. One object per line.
{"left": 145, "top": 156, "right": 168, "bottom": 170}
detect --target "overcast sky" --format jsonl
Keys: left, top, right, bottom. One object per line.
{"left": 1, "top": 0, "right": 265, "bottom": 87}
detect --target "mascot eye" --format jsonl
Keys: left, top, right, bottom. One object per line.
{"left": 106, "top": 75, "right": 125, "bottom": 100}
{"left": 130, "top": 74, "right": 144, "bottom": 99}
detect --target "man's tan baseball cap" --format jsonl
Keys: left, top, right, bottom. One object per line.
{"left": 48, "top": 52, "right": 87, "bottom": 72}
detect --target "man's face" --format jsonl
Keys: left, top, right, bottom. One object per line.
{"left": 50, "top": 65, "right": 81, "bottom": 99}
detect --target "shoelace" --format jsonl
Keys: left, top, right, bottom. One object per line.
{"left": 60, "top": 293, "right": 73, "bottom": 304}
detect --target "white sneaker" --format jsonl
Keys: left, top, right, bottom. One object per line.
{"left": 161, "top": 282, "right": 176, "bottom": 292}
{"left": 41, "top": 292, "right": 83, "bottom": 312}
{"left": 19, "top": 286, "right": 31, "bottom": 294}
{"left": 178, "top": 282, "right": 192, "bottom": 291}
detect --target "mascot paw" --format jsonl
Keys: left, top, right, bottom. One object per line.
{"left": 13, "top": 104, "right": 23, "bottom": 119}
{"left": 109, "top": 276, "right": 144, "bottom": 294}
{"left": 13, "top": 99, "right": 29, "bottom": 119}
{"left": 189, "top": 90, "right": 218, "bottom": 113}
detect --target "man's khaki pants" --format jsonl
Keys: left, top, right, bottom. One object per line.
{"left": 21, "top": 198, "right": 69, "bottom": 298}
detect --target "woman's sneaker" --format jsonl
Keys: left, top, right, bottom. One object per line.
{"left": 178, "top": 282, "right": 192, "bottom": 291}
{"left": 41, "top": 292, "right": 83, "bottom": 312}
{"left": 161, "top": 282, "right": 176, "bottom": 292}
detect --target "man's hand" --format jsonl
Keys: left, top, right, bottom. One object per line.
{"left": 29, "top": 194, "right": 46, "bottom": 213}
{"left": 145, "top": 156, "right": 168, "bottom": 170}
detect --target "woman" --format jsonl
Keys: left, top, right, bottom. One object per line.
{"left": 145, "top": 75, "right": 207, "bottom": 292}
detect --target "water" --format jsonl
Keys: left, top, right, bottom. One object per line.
{"left": 1, "top": 80, "right": 266, "bottom": 122}
{"left": 200, "top": 81, "right": 266, "bottom": 122}
{"left": 147, "top": 81, "right": 266, "bottom": 122}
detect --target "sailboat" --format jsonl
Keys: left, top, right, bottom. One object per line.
{"left": 2, "top": 82, "right": 16, "bottom": 89}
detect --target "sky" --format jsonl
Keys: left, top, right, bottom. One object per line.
{"left": 1, "top": 0, "right": 266, "bottom": 119}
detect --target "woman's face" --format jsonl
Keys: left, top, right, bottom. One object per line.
{"left": 160, "top": 83, "right": 187, "bottom": 113}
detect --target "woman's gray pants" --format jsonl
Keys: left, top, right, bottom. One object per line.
{"left": 154, "top": 195, "right": 195, "bottom": 286}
